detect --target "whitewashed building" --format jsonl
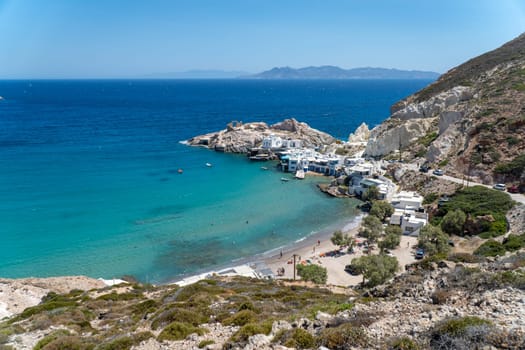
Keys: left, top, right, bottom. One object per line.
{"left": 262, "top": 134, "right": 283, "bottom": 149}
{"left": 389, "top": 191, "right": 427, "bottom": 236}
{"left": 391, "top": 191, "right": 424, "bottom": 210}
{"left": 352, "top": 178, "right": 388, "bottom": 199}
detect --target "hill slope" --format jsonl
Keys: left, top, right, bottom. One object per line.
{"left": 365, "top": 33, "right": 525, "bottom": 186}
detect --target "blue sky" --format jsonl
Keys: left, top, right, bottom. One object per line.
{"left": 0, "top": 0, "right": 524, "bottom": 78}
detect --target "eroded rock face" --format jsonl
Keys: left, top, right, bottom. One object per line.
{"left": 365, "top": 118, "right": 436, "bottom": 157}
{"left": 391, "top": 86, "right": 473, "bottom": 120}
{"left": 364, "top": 86, "right": 473, "bottom": 158}
{"left": 348, "top": 122, "right": 370, "bottom": 143}
{"left": 186, "top": 118, "right": 336, "bottom": 153}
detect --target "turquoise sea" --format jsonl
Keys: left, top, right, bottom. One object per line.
{"left": 0, "top": 79, "right": 431, "bottom": 283}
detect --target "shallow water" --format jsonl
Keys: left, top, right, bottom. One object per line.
{"left": 0, "top": 79, "right": 431, "bottom": 283}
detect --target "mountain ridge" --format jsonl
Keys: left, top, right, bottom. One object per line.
{"left": 243, "top": 65, "right": 441, "bottom": 80}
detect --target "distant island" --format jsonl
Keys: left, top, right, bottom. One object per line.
{"left": 243, "top": 65, "right": 440, "bottom": 80}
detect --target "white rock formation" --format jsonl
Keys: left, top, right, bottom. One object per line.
{"left": 187, "top": 118, "right": 336, "bottom": 153}
{"left": 348, "top": 122, "right": 370, "bottom": 143}
{"left": 364, "top": 86, "right": 473, "bottom": 157}
{"left": 365, "top": 118, "right": 437, "bottom": 157}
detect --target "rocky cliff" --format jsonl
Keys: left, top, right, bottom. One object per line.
{"left": 186, "top": 118, "right": 336, "bottom": 153}
{"left": 365, "top": 33, "right": 525, "bottom": 185}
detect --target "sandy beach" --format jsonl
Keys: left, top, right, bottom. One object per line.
{"left": 263, "top": 223, "right": 418, "bottom": 287}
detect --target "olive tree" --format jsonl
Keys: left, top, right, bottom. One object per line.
{"left": 418, "top": 224, "right": 450, "bottom": 256}
{"left": 379, "top": 233, "right": 401, "bottom": 252}
{"left": 441, "top": 209, "right": 466, "bottom": 235}
{"left": 363, "top": 186, "right": 380, "bottom": 201}
{"left": 331, "top": 230, "right": 349, "bottom": 247}
{"left": 385, "top": 225, "right": 402, "bottom": 236}
{"left": 359, "top": 215, "right": 383, "bottom": 244}
{"left": 370, "top": 201, "right": 394, "bottom": 222}
{"left": 350, "top": 254, "right": 399, "bottom": 287}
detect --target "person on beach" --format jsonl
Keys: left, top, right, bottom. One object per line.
{"left": 280, "top": 250, "right": 283, "bottom": 258}
{"left": 313, "top": 245, "right": 316, "bottom": 253}
{"left": 317, "top": 239, "right": 320, "bottom": 246}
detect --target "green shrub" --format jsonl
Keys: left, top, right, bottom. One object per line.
{"left": 447, "top": 253, "right": 483, "bottom": 263}
{"left": 441, "top": 209, "right": 466, "bottom": 235}
{"left": 296, "top": 264, "right": 328, "bottom": 284}
{"left": 9, "top": 300, "right": 77, "bottom": 323}
{"left": 419, "top": 131, "right": 438, "bottom": 147}
{"left": 503, "top": 234, "right": 525, "bottom": 251}
{"left": 438, "top": 186, "right": 514, "bottom": 237}
{"left": 198, "top": 339, "right": 215, "bottom": 348}
{"left": 223, "top": 310, "right": 257, "bottom": 326}
{"left": 34, "top": 336, "right": 94, "bottom": 350}
{"left": 97, "top": 336, "right": 133, "bottom": 350}
{"left": 316, "top": 323, "right": 369, "bottom": 348}
{"left": 495, "top": 154, "right": 525, "bottom": 177}
{"left": 277, "top": 328, "right": 315, "bottom": 349}
{"left": 438, "top": 159, "right": 449, "bottom": 167}
{"left": 151, "top": 306, "right": 208, "bottom": 329}
{"left": 230, "top": 321, "right": 272, "bottom": 343}
{"left": 389, "top": 336, "right": 420, "bottom": 350}
{"left": 157, "top": 322, "right": 206, "bottom": 342}
{"left": 33, "top": 329, "right": 71, "bottom": 350}
{"left": 474, "top": 240, "right": 506, "bottom": 257}
{"left": 96, "top": 292, "right": 141, "bottom": 302}
{"left": 433, "top": 316, "right": 491, "bottom": 337}
{"left": 423, "top": 193, "right": 438, "bottom": 205}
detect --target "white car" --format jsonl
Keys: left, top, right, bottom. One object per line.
{"left": 493, "top": 183, "right": 506, "bottom": 191}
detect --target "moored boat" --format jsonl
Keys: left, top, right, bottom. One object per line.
{"left": 295, "top": 169, "right": 305, "bottom": 179}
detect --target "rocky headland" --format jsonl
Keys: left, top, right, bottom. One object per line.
{"left": 186, "top": 118, "right": 336, "bottom": 154}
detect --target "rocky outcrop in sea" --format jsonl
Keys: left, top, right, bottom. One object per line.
{"left": 186, "top": 118, "right": 336, "bottom": 154}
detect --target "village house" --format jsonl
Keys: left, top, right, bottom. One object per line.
{"left": 389, "top": 191, "right": 428, "bottom": 236}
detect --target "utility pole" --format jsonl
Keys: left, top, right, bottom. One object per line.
{"left": 292, "top": 254, "right": 297, "bottom": 280}
{"left": 398, "top": 135, "right": 402, "bottom": 163}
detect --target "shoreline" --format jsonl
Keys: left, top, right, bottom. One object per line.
{"left": 169, "top": 214, "right": 365, "bottom": 286}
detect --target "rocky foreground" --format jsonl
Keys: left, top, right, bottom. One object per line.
{"left": 186, "top": 118, "right": 336, "bottom": 154}
{"left": 1, "top": 251, "right": 525, "bottom": 350}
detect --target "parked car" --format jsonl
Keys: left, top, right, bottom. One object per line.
{"left": 507, "top": 185, "right": 519, "bottom": 193}
{"left": 432, "top": 169, "right": 444, "bottom": 176}
{"left": 492, "top": 183, "right": 506, "bottom": 191}
{"left": 344, "top": 264, "right": 361, "bottom": 275}
{"left": 415, "top": 248, "right": 425, "bottom": 259}
{"left": 419, "top": 165, "right": 429, "bottom": 173}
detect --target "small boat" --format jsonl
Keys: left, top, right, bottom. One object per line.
{"left": 177, "top": 168, "right": 183, "bottom": 174}
{"left": 260, "top": 166, "right": 268, "bottom": 170}
{"left": 280, "top": 177, "right": 290, "bottom": 182}
{"left": 206, "top": 163, "right": 212, "bottom": 167}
